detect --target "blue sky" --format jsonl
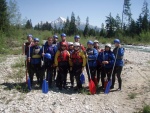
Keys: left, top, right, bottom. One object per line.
{"left": 6, "top": 0, "right": 150, "bottom": 27}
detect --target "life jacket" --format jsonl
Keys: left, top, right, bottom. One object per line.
{"left": 44, "top": 44, "right": 55, "bottom": 58}
{"left": 71, "top": 51, "right": 83, "bottom": 64}
{"left": 31, "top": 46, "right": 41, "bottom": 58}
{"left": 86, "top": 48, "right": 94, "bottom": 60}
{"left": 57, "top": 50, "right": 69, "bottom": 62}
{"left": 113, "top": 47, "right": 124, "bottom": 60}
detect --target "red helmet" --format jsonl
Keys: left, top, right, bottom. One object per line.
{"left": 61, "top": 42, "right": 67, "bottom": 47}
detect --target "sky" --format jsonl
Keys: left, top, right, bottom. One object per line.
{"left": 6, "top": 0, "right": 150, "bottom": 27}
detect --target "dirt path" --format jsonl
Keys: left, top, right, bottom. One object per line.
{"left": 0, "top": 50, "right": 150, "bottom": 113}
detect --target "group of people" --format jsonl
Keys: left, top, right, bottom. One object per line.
{"left": 23, "top": 33, "right": 125, "bottom": 93}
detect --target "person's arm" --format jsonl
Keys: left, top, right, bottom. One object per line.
{"left": 54, "top": 50, "right": 60, "bottom": 67}
{"left": 109, "top": 52, "right": 115, "bottom": 65}
{"left": 81, "top": 52, "right": 86, "bottom": 67}
{"left": 88, "top": 49, "right": 98, "bottom": 60}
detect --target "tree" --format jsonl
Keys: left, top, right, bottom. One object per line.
{"left": 63, "top": 17, "right": 70, "bottom": 34}
{"left": 83, "top": 17, "right": 89, "bottom": 37}
{"left": 122, "top": 0, "right": 132, "bottom": 28}
{"left": 68, "top": 12, "right": 77, "bottom": 35}
{"left": 76, "top": 16, "right": 80, "bottom": 30}
{"left": 100, "top": 23, "right": 106, "bottom": 37}
{"left": 136, "top": 14, "right": 143, "bottom": 35}
{"left": 141, "top": 0, "right": 149, "bottom": 31}
{"left": 105, "top": 13, "right": 116, "bottom": 37}
{"left": 25, "top": 19, "right": 32, "bottom": 29}
{"left": 7, "top": 0, "right": 21, "bottom": 27}
{"left": 0, "top": 0, "right": 9, "bottom": 32}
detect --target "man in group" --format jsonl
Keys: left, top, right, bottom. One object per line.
{"left": 98, "top": 43, "right": 115, "bottom": 90}
{"left": 93, "top": 40, "right": 102, "bottom": 85}
{"left": 74, "top": 35, "right": 86, "bottom": 52}
{"left": 54, "top": 42, "right": 71, "bottom": 90}
{"left": 86, "top": 40, "right": 98, "bottom": 85}
{"left": 70, "top": 42, "right": 86, "bottom": 92}
{"left": 27, "top": 38, "right": 43, "bottom": 87}
{"left": 53, "top": 35, "right": 59, "bottom": 45}
{"left": 111, "top": 39, "right": 125, "bottom": 91}
{"left": 42, "top": 37, "right": 57, "bottom": 87}
{"left": 68, "top": 42, "right": 74, "bottom": 88}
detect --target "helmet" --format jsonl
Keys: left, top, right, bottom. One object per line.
{"left": 74, "top": 35, "right": 80, "bottom": 40}
{"left": 114, "top": 39, "right": 120, "bottom": 44}
{"left": 34, "top": 38, "right": 39, "bottom": 42}
{"left": 61, "top": 33, "right": 66, "bottom": 37}
{"left": 68, "top": 42, "right": 73, "bottom": 46}
{"left": 105, "top": 43, "right": 111, "bottom": 48}
{"left": 87, "top": 40, "right": 93, "bottom": 45}
{"left": 94, "top": 40, "right": 99, "bottom": 43}
{"left": 61, "top": 42, "right": 67, "bottom": 47}
{"left": 44, "top": 53, "right": 51, "bottom": 60}
{"left": 53, "top": 35, "right": 58, "bottom": 39}
{"left": 73, "top": 42, "right": 80, "bottom": 47}
{"left": 27, "top": 34, "right": 33, "bottom": 38}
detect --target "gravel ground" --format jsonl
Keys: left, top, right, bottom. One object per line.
{"left": 0, "top": 50, "right": 150, "bottom": 113}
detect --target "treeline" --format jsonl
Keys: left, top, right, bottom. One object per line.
{"left": 0, "top": 0, "right": 150, "bottom": 42}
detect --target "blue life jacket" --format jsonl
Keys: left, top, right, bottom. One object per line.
{"left": 113, "top": 47, "right": 125, "bottom": 66}
{"left": 42, "top": 42, "right": 57, "bottom": 62}
{"left": 98, "top": 50, "right": 115, "bottom": 68}
{"left": 86, "top": 48, "right": 98, "bottom": 67}
{"left": 27, "top": 45, "right": 42, "bottom": 64}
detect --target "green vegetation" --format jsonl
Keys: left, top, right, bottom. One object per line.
{"left": 0, "top": 0, "right": 150, "bottom": 55}
{"left": 138, "top": 105, "right": 150, "bottom": 113}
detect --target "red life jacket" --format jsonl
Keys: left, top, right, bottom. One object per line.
{"left": 57, "top": 50, "right": 69, "bottom": 62}
{"left": 71, "top": 51, "right": 83, "bottom": 64}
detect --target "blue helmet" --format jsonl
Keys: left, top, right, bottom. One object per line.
{"left": 114, "top": 39, "right": 120, "bottom": 44}
{"left": 27, "top": 34, "right": 33, "bottom": 38}
{"left": 87, "top": 40, "right": 93, "bottom": 45}
{"left": 61, "top": 33, "right": 66, "bottom": 37}
{"left": 53, "top": 35, "right": 58, "bottom": 39}
{"left": 74, "top": 35, "right": 80, "bottom": 40}
{"left": 34, "top": 38, "right": 39, "bottom": 42}
{"left": 44, "top": 53, "right": 51, "bottom": 60}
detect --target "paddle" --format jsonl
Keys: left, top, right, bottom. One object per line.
{"left": 42, "top": 45, "right": 49, "bottom": 94}
{"left": 80, "top": 73, "right": 85, "bottom": 84}
{"left": 24, "top": 43, "right": 28, "bottom": 84}
{"left": 104, "top": 47, "right": 119, "bottom": 94}
{"left": 27, "top": 45, "right": 31, "bottom": 90}
{"left": 87, "top": 59, "right": 96, "bottom": 95}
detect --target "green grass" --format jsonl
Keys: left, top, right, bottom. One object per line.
{"left": 138, "top": 105, "right": 150, "bottom": 113}
{"left": 128, "top": 93, "right": 137, "bottom": 99}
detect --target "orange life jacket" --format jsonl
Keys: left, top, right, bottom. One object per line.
{"left": 57, "top": 50, "right": 69, "bottom": 62}
{"left": 71, "top": 51, "right": 83, "bottom": 64}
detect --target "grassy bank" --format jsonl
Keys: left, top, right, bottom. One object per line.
{"left": 0, "top": 29, "right": 150, "bottom": 55}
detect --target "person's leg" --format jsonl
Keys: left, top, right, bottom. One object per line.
{"left": 86, "top": 64, "right": 90, "bottom": 82}
{"left": 90, "top": 67, "right": 96, "bottom": 85}
{"left": 28, "top": 64, "right": 35, "bottom": 86}
{"left": 116, "top": 66, "right": 123, "bottom": 90}
{"left": 100, "top": 67, "right": 106, "bottom": 88}
{"left": 97, "top": 66, "right": 101, "bottom": 84}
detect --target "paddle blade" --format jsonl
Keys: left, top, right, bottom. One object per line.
{"left": 80, "top": 73, "right": 85, "bottom": 84}
{"left": 89, "top": 79, "right": 96, "bottom": 95}
{"left": 27, "top": 77, "right": 31, "bottom": 90}
{"left": 42, "top": 79, "right": 48, "bottom": 94}
{"left": 104, "top": 80, "right": 112, "bottom": 94}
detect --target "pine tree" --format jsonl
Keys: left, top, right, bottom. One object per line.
{"left": 25, "top": 19, "right": 32, "bottom": 29}
{"left": 105, "top": 13, "right": 116, "bottom": 37}
{"left": 141, "top": 0, "right": 149, "bottom": 31}
{"left": 68, "top": 12, "right": 77, "bottom": 35}
{"left": 122, "top": 0, "right": 132, "bottom": 28}
{"left": 0, "top": 0, "right": 9, "bottom": 32}
{"left": 63, "top": 17, "right": 70, "bottom": 34}
{"left": 83, "top": 17, "right": 89, "bottom": 37}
